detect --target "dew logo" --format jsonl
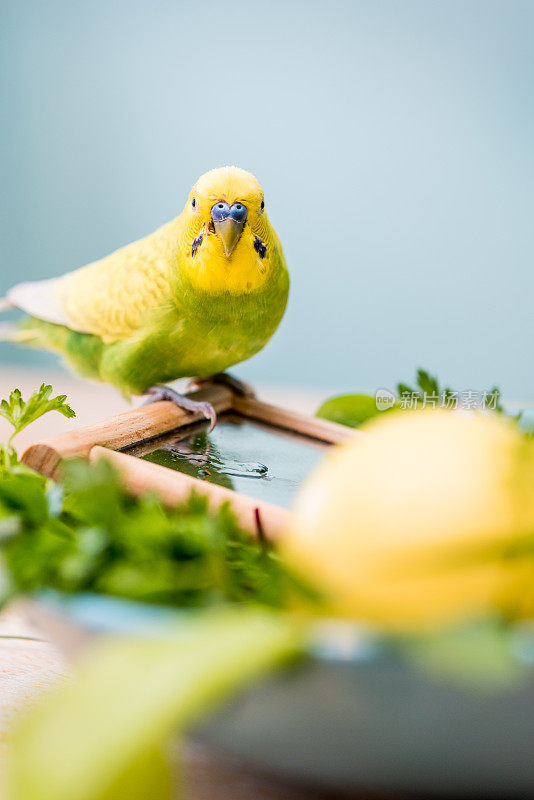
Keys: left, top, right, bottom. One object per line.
{"left": 375, "top": 388, "right": 396, "bottom": 411}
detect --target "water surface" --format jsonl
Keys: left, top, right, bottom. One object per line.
{"left": 129, "top": 414, "right": 328, "bottom": 509}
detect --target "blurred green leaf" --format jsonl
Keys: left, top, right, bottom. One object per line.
{"left": 395, "top": 368, "right": 454, "bottom": 403}
{"left": 316, "top": 393, "right": 394, "bottom": 428}
{"left": 318, "top": 368, "right": 520, "bottom": 428}
{"left": 1, "top": 456, "right": 309, "bottom": 610}
{"left": 97, "top": 746, "right": 173, "bottom": 800}
{"left": 6, "top": 609, "right": 301, "bottom": 800}
{"left": 0, "top": 471, "right": 50, "bottom": 525}
{"left": 397, "top": 618, "right": 526, "bottom": 690}
{"left": 0, "top": 445, "right": 19, "bottom": 468}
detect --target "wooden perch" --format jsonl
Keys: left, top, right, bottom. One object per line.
{"left": 21, "top": 385, "right": 234, "bottom": 480}
{"left": 21, "top": 381, "right": 354, "bottom": 537}
{"left": 90, "top": 446, "right": 290, "bottom": 541}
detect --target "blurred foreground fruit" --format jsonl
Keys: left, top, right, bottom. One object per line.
{"left": 284, "top": 410, "right": 534, "bottom": 631}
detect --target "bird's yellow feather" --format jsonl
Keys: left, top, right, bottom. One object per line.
{"left": 54, "top": 220, "right": 179, "bottom": 343}
{"left": 178, "top": 166, "right": 277, "bottom": 294}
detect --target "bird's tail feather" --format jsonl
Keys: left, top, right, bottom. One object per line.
{"left": 0, "top": 322, "right": 16, "bottom": 341}
{"left": 0, "top": 322, "right": 37, "bottom": 343}
{"left": 0, "top": 296, "right": 17, "bottom": 341}
{"left": 0, "top": 322, "right": 24, "bottom": 342}
{"left": 0, "top": 298, "right": 38, "bottom": 342}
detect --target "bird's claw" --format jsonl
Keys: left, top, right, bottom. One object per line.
{"left": 142, "top": 385, "right": 217, "bottom": 432}
{"left": 194, "top": 401, "right": 217, "bottom": 433}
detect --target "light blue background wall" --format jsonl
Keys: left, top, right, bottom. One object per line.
{"left": 1, "top": 0, "right": 533, "bottom": 398}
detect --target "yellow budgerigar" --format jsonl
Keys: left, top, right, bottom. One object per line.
{"left": 0, "top": 167, "right": 289, "bottom": 426}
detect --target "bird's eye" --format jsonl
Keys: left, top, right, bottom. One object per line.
{"left": 260, "top": 200, "right": 265, "bottom": 212}
{"left": 191, "top": 198, "right": 196, "bottom": 209}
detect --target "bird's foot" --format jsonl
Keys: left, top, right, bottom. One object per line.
{"left": 187, "top": 372, "right": 256, "bottom": 398}
{"left": 142, "top": 385, "right": 217, "bottom": 432}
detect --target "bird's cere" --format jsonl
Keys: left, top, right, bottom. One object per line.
{"left": 211, "top": 201, "right": 248, "bottom": 257}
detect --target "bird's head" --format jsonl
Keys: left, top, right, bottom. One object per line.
{"left": 178, "top": 166, "right": 278, "bottom": 294}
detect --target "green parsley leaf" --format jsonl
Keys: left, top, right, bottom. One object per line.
{"left": 0, "top": 383, "right": 312, "bottom": 611}
{"left": 0, "top": 384, "right": 75, "bottom": 449}
{"left": 0, "top": 445, "right": 20, "bottom": 469}
{"left": 0, "top": 456, "right": 313, "bottom": 611}
{"left": 395, "top": 368, "right": 455, "bottom": 403}
{"left": 318, "top": 368, "right": 518, "bottom": 428}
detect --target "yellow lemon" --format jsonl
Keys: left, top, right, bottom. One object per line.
{"left": 283, "top": 410, "right": 534, "bottom": 631}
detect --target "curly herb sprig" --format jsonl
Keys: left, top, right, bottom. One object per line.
{"left": 0, "top": 383, "right": 75, "bottom": 466}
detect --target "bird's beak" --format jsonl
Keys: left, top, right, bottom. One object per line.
{"left": 212, "top": 217, "right": 245, "bottom": 257}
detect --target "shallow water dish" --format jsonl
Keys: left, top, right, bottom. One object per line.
{"left": 21, "top": 382, "right": 352, "bottom": 539}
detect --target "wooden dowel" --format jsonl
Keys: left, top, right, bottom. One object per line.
{"left": 90, "top": 446, "right": 291, "bottom": 541}
{"left": 232, "top": 395, "right": 356, "bottom": 444}
{"left": 21, "top": 381, "right": 356, "bottom": 499}
{"left": 21, "top": 385, "right": 234, "bottom": 480}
